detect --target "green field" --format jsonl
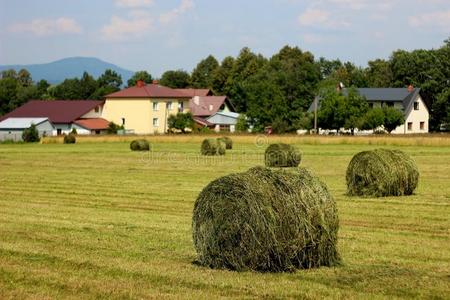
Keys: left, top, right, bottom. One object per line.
{"left": 0, "top": 138, "right": 449, "bottom": 299}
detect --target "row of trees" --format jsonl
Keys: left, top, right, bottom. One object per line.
{"left": 1, "top": 38, "right": 449, "bottom": 132}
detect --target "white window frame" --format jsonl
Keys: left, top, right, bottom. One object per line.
{"left": 178, "top": 101, "right": 184, "bottom": 112}
{"left": 153, "top": 101, "right": 159, "bottom": 111}
{"left": 153, "top": 118, "right": 159, "bottom": 127}
{"left": 167, "top": 101, "right": 173, "bottom": 110}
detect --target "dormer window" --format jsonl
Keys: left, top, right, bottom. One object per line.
{"left": 414, "top": 102, "right": 419, "bottom": 110}
{"left": 94, "top": 106, "right": 100, "bottom": 113}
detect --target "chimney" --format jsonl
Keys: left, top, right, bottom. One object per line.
{"left": 407, "top": 85, "right": 414, "bottom": 92}
{"left": 152, "top": 79, "right": 159, "bottom": 85}
{"left": 193, "top": 96, "right": 200, "bottom": 105}
{"left": 136, "top": 80, "right": 145, "bottom": 88}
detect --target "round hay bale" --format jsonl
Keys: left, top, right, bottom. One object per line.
{"left": 265, "top": 143, "right": 301, "bottom": 167}
{"left": 217, "top": 136, "right": 233, "bottom": 149}
{"left": 346, "top": 148, "right": 419, "bottom": 197}
{"left": 201, "top": 138, "right": 225, "bottom": 156}
{"left": 130, "top": 139, "right": 150, "bottom": 151}
{"left": 192, "top": 166, "right": 340, "bottom": 272}
{"left": 63, "top": 134, "right": 76, "bottom": 144}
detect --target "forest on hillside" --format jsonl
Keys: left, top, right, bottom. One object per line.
{"left": 0, "top": 38, "right": 449, "bottom": 132}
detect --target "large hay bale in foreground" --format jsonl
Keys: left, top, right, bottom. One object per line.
{"left": 130, "top": 139, "right": 150, "bottom": 151}
{"left": 192, "top": 166, "right": 340, "bottom": 272}
{"left": 346, "top": 148, "right": 419, "bottom": 197}
{"left": 201, "top": 138, "right": 225, "bottom": 156}
{"left": 217, "top": 136, "right": 233, "bottom": 149}
{"left": 63, "top": 134, "right": 76, "bottom": 144}
{"left": 265, "top": 143, "right": 301, "bottom": 167}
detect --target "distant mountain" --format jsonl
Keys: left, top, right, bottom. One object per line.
{"left": 0, "top": 57, "right": 135, "bottom": 84}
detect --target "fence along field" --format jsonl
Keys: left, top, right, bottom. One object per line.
{"left": 0, "top": 135, "right": 449, "bottom": 298}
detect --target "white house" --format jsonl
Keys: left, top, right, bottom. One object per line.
{"left": 0, "top": 117, "right": 54, "bottom": 141}
{"left": 309, "top": 86, "right": 429, "bottom": 134}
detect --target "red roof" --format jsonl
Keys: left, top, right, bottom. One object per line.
{"left": 189, "top": 96, "right": 229, "bottom": 117}
{"left": 193, "top": 116, "right": 214, "bottom": 127}
{"left": 106, "top": 83, "right": 189, "bottom": 98}
{"left": 175, "top": 89, "right": 213, "bottom": 97}
{"left": 0, "top": 100, "right": 104, "bottom": 124}
{"left": 74, "top": 118, "right": 110, "bottom": 130}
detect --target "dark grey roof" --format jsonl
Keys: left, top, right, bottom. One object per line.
{"left": 308, "top": 88, "right": 423, "bottom": 113}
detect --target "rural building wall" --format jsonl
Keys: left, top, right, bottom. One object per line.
{"left": 102, "top": 98, "right": 190, "bottom": 134}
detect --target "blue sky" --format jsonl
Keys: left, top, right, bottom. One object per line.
{"left": 0, "top": 0, "right": 449, "bottom": 76}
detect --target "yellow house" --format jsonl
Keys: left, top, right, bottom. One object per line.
{"left": 102, "top": 80, "right": 191, "bottom": 134}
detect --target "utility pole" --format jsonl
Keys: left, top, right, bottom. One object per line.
{"left": 314, "top": 96, "right": 318, "bottom": 134}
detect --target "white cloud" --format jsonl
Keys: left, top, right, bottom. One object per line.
{"left": 159, "top": 0, "right": 195, "bottom": 25}
{"left": 115, "top": 0, "right": 153, "bottom": 8}
{"left": 298, "top": 8, "right": 350, "bottom": 28}
{"left": 409, "top": 10, "right": 450, "bottom": 30}
{"left": 9, "top": 18, "right": 82, "bottom": 36}
{"left": 101, "top": 14, "right": 154, "bottom": 41}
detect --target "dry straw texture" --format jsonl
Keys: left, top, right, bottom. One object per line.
{"left": 63, "top": 134, "right": 76, "bottom": 144}
{"left": 130, "top": 139, "right": 150, "bottom": 151}
{"left": 346, "top": 148, "right": 419, "bottom": 197}
{"left": 201, "top": 139, "right": 225, "bottom": 156}
{"left": 265, "top": 143, "right": 301, "bottom": 167}
{"left": 217, "top": 136, "right": 233, "bottom": 149}
{"left": 192, "top": 166, "right": 340, "bottom": 272}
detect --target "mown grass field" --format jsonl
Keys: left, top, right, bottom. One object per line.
{"left": 0, "top": 135, "right": 449, "bottom": 299}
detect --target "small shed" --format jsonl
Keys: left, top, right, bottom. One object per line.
{"left": 0, "top": 117, "right": 54, "bottom": 141}
{"left": 206, "top": 112, "right": 240, "bottom": 132}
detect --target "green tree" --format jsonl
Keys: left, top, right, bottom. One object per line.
{"left": 366, "top": 59, "right": 393, "bottom": 87}
{"left": 80, "top": 72, "right": 98, "bottom": 99}
{"left": 317, "top": 57, "right": 342, "bottom": 79}
{"left": 1, "top": 69, "right": 17, "bottom": 79}
{"left": 317, "top": 88, "right": 347, "bottom": 131}
{"left": 361, "top": 108, "right": 385, "bottom": 131}
{"left": 22, "top": 124, "right": 40, "bottom": 142}
{"left": 127, "top": 71, "right": 153, "bottom": 87}
{"left": 343, "top": 88, "right": 369, "bottom": 134}
{"left": 190, "top": 55, "right": 219, "bottom": 89}
{"left": 383, "top": 107, "right": 405, "bottom": 133}
{"left": 212, "top": 56, "right": 235, "bottom": 94}
{"left": 432, "top": 88, "right": 450, "bottom": 130}
{"left": 98, "top": 69, "right": 122, "bottom": 89}
{"left": 17, "top": 69, "right": 33, "bottom": 87}
{"left": 235, "top": 114, "right": 248, "bottom": 132}
{"left": 0, "top": 78, "right": 18, "bottom": 114}
{"left": 36, "top": 79, "right": 50, "bottom": 98}
{"left": 167, "top": 112, "right": 195, "bottom": 133}
{"left": 160, "top": 70, "right": 190, "bottom": 88}
{"left": 52, "top": 78, "right": 82, "bottom": 99}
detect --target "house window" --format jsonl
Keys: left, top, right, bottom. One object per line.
{"left": 122, "top": 118, "right": 125, "bottom": 126}
{"left": 57, "top": 129, "right": 62, "bottom": 135}
{"left": 153, "top": 102, "right": 159, "bottom": 111}
{"left": 420, "top": 122, "right": 425, "bottom": 130}
{"left": 407, "top": 122, "right": 413, "bottom": 131}
{"left": 414, "top": 102, "right": 419, "bottom": 110}
{"left": 167, "top": 101, "right": 173, "bottom": 110}
{"left": 387, "top": 102, "right": 394, "bottom": 107}
{"left": 369, "top": 103, "right": 374, "bottom": 109}
{"left": 95, "top": 106, "right": 100, "bottom": 113}
{"left": 153, "top": 118, "right": 159, "bottom": 127}
{"left": 178, "top": 101, "right": 184, "bottom": 112}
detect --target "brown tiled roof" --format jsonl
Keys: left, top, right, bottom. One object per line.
{"left": 189, "top": 96, "right": 228, "bottom": 117}
{"left": 175, "top": 88, "right": 213, "bottom": 97}
{"left": 193, "top": 116, "right": 214, "bottom": 127}
{"left": 74, "top": 118, "right": 110, "bottom": 130}
{"left": 106, "top": 83, "right": 189, "bottom": 98}
{"left": 0, "top": 100, "right": 104, "bottom": 124}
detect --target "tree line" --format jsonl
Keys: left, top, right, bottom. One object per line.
{"left": 0, "top": 38, "right": 449, "bottom": 132}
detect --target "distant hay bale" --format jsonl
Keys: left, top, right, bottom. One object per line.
{"left": 346, "top": 148, "right": 419, "bottom": 197}
{"left": 217, "top": 136, "right": 233, "bottom": 149}
{"left": 130, "top": 139, "right": 150, "bottom": 151}
{"left": 201, "top": 138, "right": 225, "bottom": 156}
{"left": 192, "top": 166, "right": 340, "bottom": 272}
{"left": 265, "top": 143, "right": 301, "bottom": 167}
{"left": 63, "top": 134, "right": 76, "bottom": 144}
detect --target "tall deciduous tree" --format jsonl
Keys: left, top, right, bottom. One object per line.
{"left": 366, "top": 59, "right": 393, "bottom": 88}
{"left": 190, "top": 55, "right": 219, "bottom": 89}
{"left": 127, "top": 71, "right": 153, "bottom": 87}
{"left": 383, "top": 107, "right": 405, "bottom": 133}
{"left": 160, "top": 70, "right": 190, "bottom": 88}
